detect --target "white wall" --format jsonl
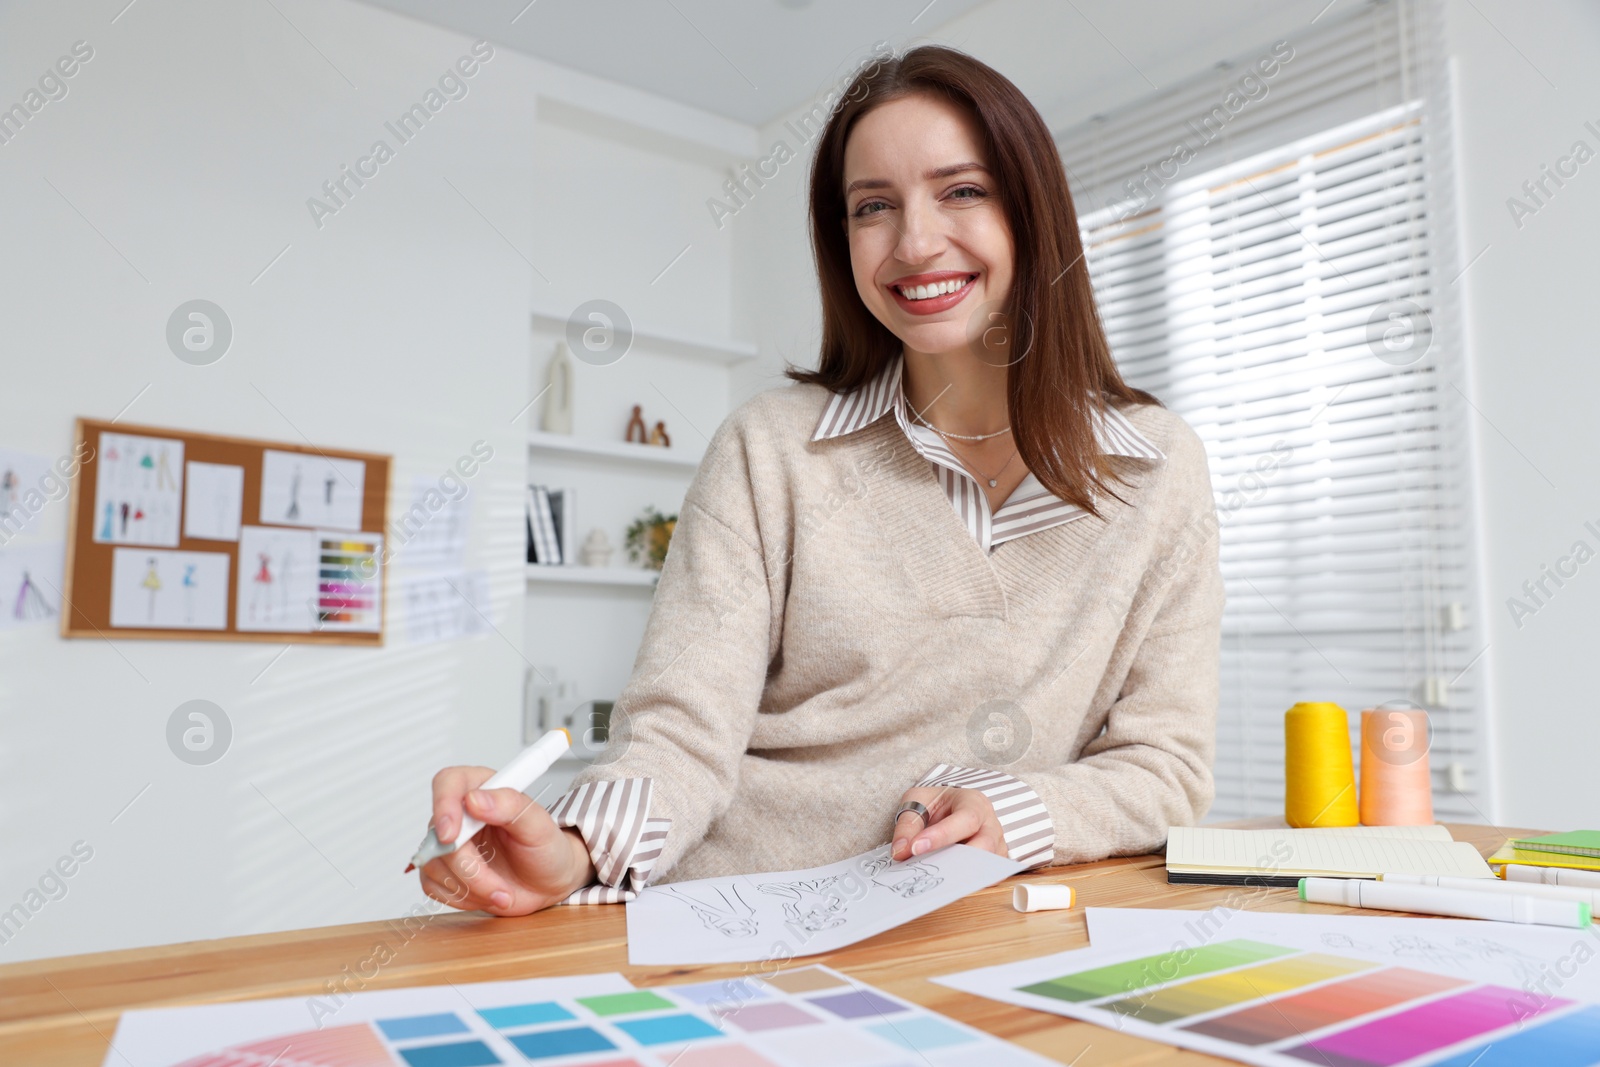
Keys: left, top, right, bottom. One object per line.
{"left": 0, "top": 0, "right": 747, "bottom": 963}
{"left": 1442, "top": 0, "right": 1600, "bottom": 829}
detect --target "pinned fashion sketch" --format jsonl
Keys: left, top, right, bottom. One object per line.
{"left": 182, "top": 462, "right": 244, "bottom": 542}
{"left": 92, "top": 432, "right": 184, "bottom": 547}
{"left": 108, "top": 548, "right": 229, "bottom": 630}
{"left": 0, "top": 541, "right": 63, "bottom": 631}
{"left": 259, "top": 450, "right": 365, "bottom": 531}
{"left": 234, "top": 526, "right": 317, "bottom": 632}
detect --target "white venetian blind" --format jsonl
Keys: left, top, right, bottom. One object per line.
{"left": 1059, "top": 0, "right": 1491, "bottom": 822}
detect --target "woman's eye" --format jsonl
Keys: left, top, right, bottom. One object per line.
{"left": 948, "top": 185, "right": 987, "bottom": 201}
{"left": 852, "top": 200, "right": 889, "bottom": 218}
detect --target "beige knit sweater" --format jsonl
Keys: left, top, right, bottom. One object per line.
{"left": 572, "top": 381, "right": 1224, "bottom": 882}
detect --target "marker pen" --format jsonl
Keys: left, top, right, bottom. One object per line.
{"left": 1505, "top": 864, "right": 1600, "bottom": 891}
{"left": 1383, "top": 871, "right": 1600, "bottom": 909}
{"left": 405, "top": 728, "right": 571, "bottom": 873}
{"left": 1299, "top": 877, "right": 1591, "bottom": 928}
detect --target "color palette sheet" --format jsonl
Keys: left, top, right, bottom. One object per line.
{"left": 105, "top": 965, "right": 1053, "bottom": 1067}
{"left": 937, "top": 908, "right": 1600, "bottom": 1067}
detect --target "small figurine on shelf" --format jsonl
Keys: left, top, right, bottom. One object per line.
{"left": 579, "top": 528, "right": 614, "bottom": 567}
{"left": 624, "top": 404, "right": 648, "bottom": 444}
{"left": 648, "top": 420, "right": 671, "bottom": 448}
{"left": 625, "top": 506, "right": 677, "bottom": 571}
{"left": 541, "top": 342, "right": 574, "bottom": 435}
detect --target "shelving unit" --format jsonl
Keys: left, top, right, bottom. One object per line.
{"left": 528, "top": 429, "right": 703, "bottom": 471}
{"left": 530, "top": 309, "right": 757, "bottom": 367}
{"left": 526, "top": 564, "right": 658, "bottom": 588}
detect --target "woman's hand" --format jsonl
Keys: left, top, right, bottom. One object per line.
{"left": 418, "top": 765, "right": 597, "bottom": 916}
{"left": 890, "top": 786, "right": 1009, "bottom": 862}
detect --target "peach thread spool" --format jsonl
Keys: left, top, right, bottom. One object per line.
{"left": 1359, "top": 703, "right": 1435, "bottom": 825}
{"left": 1284, "top": 701, "right": 1359, "bottom": 828}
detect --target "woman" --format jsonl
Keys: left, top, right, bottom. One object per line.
{"left": 419, "top": 45, "right": 1223, "bottom": 916}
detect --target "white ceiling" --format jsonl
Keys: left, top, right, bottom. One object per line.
{"left": 355, "top": 0, "right": 1346, "bottom": 129}
{"left": 352, "top": 0, "right": 990, "bottom": 126}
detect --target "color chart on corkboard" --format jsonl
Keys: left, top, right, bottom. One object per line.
{"left": 62, "top": 417, "right": 390, "bottom": 645}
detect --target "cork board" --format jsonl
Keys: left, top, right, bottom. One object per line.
{"left": 61, "top": 417, "right": 390, "bottom": 645}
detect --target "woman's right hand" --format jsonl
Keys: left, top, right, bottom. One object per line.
{"left": 418, "top": 765, "right": 597, "bottom": 916}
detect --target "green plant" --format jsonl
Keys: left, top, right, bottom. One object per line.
{"left": 624, "top": 506, "right": 677, "bottom": 570}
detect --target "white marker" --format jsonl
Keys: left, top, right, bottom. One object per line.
{"left": 404, "top": 728, "right": 571, "bottom": 873}
{"left": 1505, "top": 864, "right": 1600, "bottom": 890}
{"left": 1383, "top": 871, "right": 1600, "bottom": 909}
{"left": 1299, "top": 877, "right": 1591, "bottom": 929}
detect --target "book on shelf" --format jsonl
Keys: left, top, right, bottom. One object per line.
{"left": 1508, "top": 830, "right": 1600, "bottom": 859}
{"left": 526, "top": 484, "right": 562, "bottom": 565}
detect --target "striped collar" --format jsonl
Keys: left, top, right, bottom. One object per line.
{"left": 810, "top": 354, "right": 1164, "bottom": 552}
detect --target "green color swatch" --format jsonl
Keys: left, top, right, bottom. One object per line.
{"left": 575, "top": 990, "right": 675, "bottom": 1016}
{"left": 1019, "top": 939, "right": 1297, "bottom": 1003}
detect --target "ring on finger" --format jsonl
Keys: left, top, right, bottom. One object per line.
{"left": 894, "top": 800, "right": 930, "bottom": 827}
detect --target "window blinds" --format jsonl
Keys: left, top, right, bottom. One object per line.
{"left": 1059, "top": 0, "right": 1491, "bottom": 822}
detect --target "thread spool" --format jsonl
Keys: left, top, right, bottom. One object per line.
{"left": 1359, "top": 705, "right": 1434, "bottom": 825}
{"left": 1284, "top": 702, "right": 1359, "bottom": 828}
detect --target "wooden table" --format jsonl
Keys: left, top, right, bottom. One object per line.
{"left": 0, "top": 822, "right": 1528, "bottom": 1065}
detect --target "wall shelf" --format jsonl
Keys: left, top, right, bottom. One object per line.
{"left": 527, "top": 564, "right": 659, "bottom": 588}
{"left": 531, "top": 309, "right": 757, "bottom": 366}
{"left": 528, "top": 430, "right": 703, "bottom": 470}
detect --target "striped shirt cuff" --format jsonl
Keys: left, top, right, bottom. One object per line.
{"left": 547, "top": 778, "right": 671, "bottom": 904}
{"left": 915, "top": 763, "right": 1055, "bottom": 869}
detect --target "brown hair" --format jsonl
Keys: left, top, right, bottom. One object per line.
{"left": 785, "top": 45, "right": 1160, "bottom": 515}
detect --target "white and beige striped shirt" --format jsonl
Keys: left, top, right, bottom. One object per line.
{"left": 550, "top": 358, "right": 1162, "bottom": 902}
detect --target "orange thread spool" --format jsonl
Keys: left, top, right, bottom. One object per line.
{"left": 1359, "top": 704, "right": 1435, "bottom": 825}
{"left": 1284, "top": 702, "right": 1359, "bottom": 828}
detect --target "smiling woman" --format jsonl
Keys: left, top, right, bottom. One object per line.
{"left": 418, "top": 45, "right": 1224, "bottom": 917}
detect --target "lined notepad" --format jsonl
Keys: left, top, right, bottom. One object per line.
{"left": 1166, "top": 825, "right": 1495, "bottom": 883}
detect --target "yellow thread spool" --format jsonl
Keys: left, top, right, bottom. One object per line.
{"left": 1284, "top": 701, "right": 1359, "bottom": 828}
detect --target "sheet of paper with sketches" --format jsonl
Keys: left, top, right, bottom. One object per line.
{"left": 625, "top": 842, "right": 1020, "bottom": 965}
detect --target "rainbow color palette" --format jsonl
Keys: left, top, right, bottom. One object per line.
{"left": 113, "top": 966, "right": 1053, "bottom": 1067}
{"left": 939, "top": 928, "right": 1600, "bottom": 1067}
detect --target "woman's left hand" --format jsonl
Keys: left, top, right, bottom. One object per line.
{"left": 890, "top": 786, "right": 1008, "bottom": 862}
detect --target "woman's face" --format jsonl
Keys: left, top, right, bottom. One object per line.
{"left": 842, "top": 92, "right": 1014, "bottom": 359}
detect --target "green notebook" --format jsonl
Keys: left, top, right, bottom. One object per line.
{"left": 1510, "top": 831, "right": 1600, "bottom": 858}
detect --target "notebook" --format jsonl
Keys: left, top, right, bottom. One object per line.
{"left": 1508, "top": 830, "right": 1600, "bottom": 858}
{"left": 1488, "top": 845, "right": 1600, "bottom": 872}
{"left": 1166, "top": 825, "right": 1496, "bottom": 886}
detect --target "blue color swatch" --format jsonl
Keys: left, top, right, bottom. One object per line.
{"left": 377, "top": 1012, "right": 470, "bottom": 1040}
{"left": 668, "top": 978, "right": 768, "bottom": 1006}
{"left": 614, "top": 1013, "right": 724, "bottom": 1045}
{"left": 868, "top": 1016, "right": 977, "bottom": 1052}
{"left": 476, "top": 1001, "right": 575, "bottom": 1029}
{"left": 1430, "top": 1005, "right": 1600, "bottom": 1066}
{"left": 506, "top": 1025, "right": 616, "bottom": 1059}
{"left": 396, "top": 1040, "right": 500, "bottom": 1067}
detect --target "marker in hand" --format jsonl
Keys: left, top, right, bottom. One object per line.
{"left": 404, "top": 728, "right": 571, "bottom": 873}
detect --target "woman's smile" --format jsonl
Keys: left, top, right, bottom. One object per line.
{"left": 887, "top": 270, "right": 979, "bottom": 315}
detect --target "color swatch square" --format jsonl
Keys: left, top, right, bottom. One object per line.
{"left": 671, "top": 978, "right": 769, "bottom": 1006}
{"left": 508, "top": 1025, "right": 616, "bottom": 1059}
{"left": 668, "top": 1046, "right": 782, "bottom": 1067}
{"left": 378, "top": 1012, "right": 470, "bottom": 1039}
{"left": 808, "top": 989, "right": 907, "bottom": 1020}
{"left": 718, "top": 1001, "right": 822, "bottom": 1032}
{"left": 397, "top": 1040, "right": 499, "bottom": 1067}
{"left": 754, "top": 1025, "right": 897, "bottom": 1065}
{"left": 577, "top": 991, "right": 676, "bottom": 1016}
{"left": 762, "top": 967, "right": 846, "bottom": 994}
{"left": 867, "top": 1016, "right": 976, "bottom": 1051}
{"left": 614, "top": 1013, "right": 724, "bottom": 1045}
{"left": 477, "top": 1001, "right": 573, "bottom": 1029}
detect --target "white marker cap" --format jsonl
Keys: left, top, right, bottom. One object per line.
{"left": 1013, "top": 884, "right": 1075, "bottom": 912}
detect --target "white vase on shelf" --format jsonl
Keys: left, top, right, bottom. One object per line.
{"left": 541, "top": 341, "right": 574, "bottom": 435}
{"left": 579, "top": 528, "right": 613, "bottom": 567}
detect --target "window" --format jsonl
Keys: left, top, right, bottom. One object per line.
{"left": 1059, "top": 0, "right": 1491, "bottom": 822}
